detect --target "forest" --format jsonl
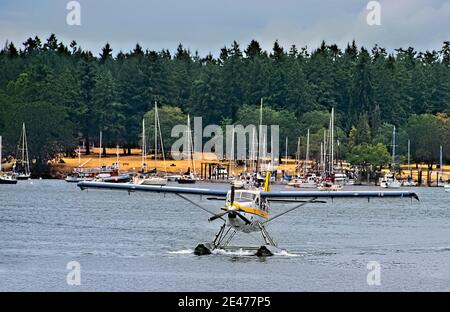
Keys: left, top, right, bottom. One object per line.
{"left": 0, "top": 34, "right": 449, "bottom": 174}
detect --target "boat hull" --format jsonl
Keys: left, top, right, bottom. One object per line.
{"left": 99, "top": 174, "right": 132, "bottom": 183}
{"left": 380, "top": 181, "right": 401, "bottom": 188}
{"left": 177, "top": 179, "right": 196, "bottom": 184}
{"left": 0, "top": 178, "right": 18, "bottom": 184}
{"left": 141, "top": 178, "right": 168, "bottom": 186}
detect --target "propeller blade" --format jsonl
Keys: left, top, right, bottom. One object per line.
{"left": 208, "top": 211, "right": 228, "bottom": 222}
{"left": 206, "top": 197, "right": 227, "bottom": 201}
{"left": 230, "top": 184, "right": 235, "bottom": 205}
{"left": 235, "top": 211, "right": 251, "bottom": 225}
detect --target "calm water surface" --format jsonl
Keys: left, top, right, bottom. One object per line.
{"left": 0, "top": 180, "right": 449, "bottom": 291}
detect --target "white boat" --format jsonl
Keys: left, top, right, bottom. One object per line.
{"left": 346, "top": 179, "right": 355, "bottom": 186}
{"left": 288, "top": 174, "right": 317, "bottom": 188}
{"left": 177, "top": 174, "right": 197, "bottom": 184}
{"left": 445, "top": 184, "right": 450, "bottom": 192}
{"left": 380, "top": 173, "right": 401, "bottom": 188}
{"left": 317, "top": 179, "right": 343, "bottom": 191}
{"left": 141, "top": 176, "right": 168, "bottom": 185}
{"left": 166, "top": 174, "right": 182, "bottom": 182}
{"left": 0, "top": 172, "right": 18, "bottom": 184}
{"left": 402, "top": 178, "right": 417, "bottom": 187}
{"left": 0, "top": 136, "right": 17, "bottom": 184}
{"left": 333, "top": 172, "right": 347, "bottom": 186}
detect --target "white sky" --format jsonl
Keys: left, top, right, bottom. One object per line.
{"left": 0, "top": 0, "right": 449, "bottom": 56}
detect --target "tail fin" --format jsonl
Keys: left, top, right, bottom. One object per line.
{"left": 264, "top": 171, "right": 271, "bottom": 192}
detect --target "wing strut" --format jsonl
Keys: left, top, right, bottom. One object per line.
{"left": 175, "top": 193, "right": 226, "bottom": 221}
{"left": 262, "top": 197, "right": 318, "bottom": 224}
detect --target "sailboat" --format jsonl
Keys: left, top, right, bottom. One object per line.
{"left": 288, "top": 130, "right": 317, "bottom": 188}
{"left": 0, "top": 135, "right": 18, "bottom": 184}
{"left": 177, "top": 114, "right": 196, "bottom": 184}
{"left": 138, "top": 102, "right": 168, "bottom": 186}
{"left": 436, "top": 145, "right": 447, "bottom": 187}
{"left": 380, "top": 126, "right": 401, "bottom": 188}
{"left": 66, "top": 132, "right": 121, "bottom": 182}
{"left": 402, "top": 139, "right": 417, "bottom": 186}
{"left": 317, "top": 108, "right": 343, "bottom": 191}
{"left": 13, "top": 122, "right": 31, "bottom": 180}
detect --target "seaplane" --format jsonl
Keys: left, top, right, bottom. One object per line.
{"left": 77, "top": 172, "right": 419, "bottom": 257}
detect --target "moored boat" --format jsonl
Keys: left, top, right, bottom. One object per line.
{"left": 317, "top": 179, "right": 343, "bottom": 191}
{"left": 0, "top": 172, "right": 18, "bottom": 184}
{"left": 0, "top": 136, "right": 18, "bottom": 184}
{"left": 13, "top": 123, "right": 31, "bottom": 180}
{"left": 380, "top": 126, "right": 401, "bottom": 189}
{"left": 380, "top": 172, "right": 401, "bottom": 188}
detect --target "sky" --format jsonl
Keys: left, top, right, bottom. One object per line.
{"left": 0, "top": 0, "right": 449, "bottom": 56}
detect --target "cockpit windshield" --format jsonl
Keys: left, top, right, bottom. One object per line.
{"left": 228, "top": 191, "right": 256, "bottom": 203}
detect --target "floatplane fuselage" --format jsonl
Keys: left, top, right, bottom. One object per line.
{"left": 220, "top": 189, "right": 269, "bottom": 233}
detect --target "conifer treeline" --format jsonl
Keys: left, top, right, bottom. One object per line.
{"left": 0, "top": 34, "right": 449, "bottom": 171}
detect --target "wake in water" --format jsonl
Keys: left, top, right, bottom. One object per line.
{"left": 168, "top": 249, "right": 194, "bottom": 254}
{"left": 273, "top": 250, "right": 300, "bottom": 257}
{"left": 168, "top": 248, "right": 299, "bottom": 257}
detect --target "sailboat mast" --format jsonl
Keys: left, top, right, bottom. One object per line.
{"left": 154, "top": 101, "right": 158, "bottom": 165}
{"left": 142, "top": 118, "right": 146, "bottom": 169}
{"left": 407, "top": 139, "right": 411, "bottom": 173}
{"left": 230, "top": 127, "right": 235, "bottom": 173}
{"left": 99, "top": 131, "right": 102, "bottom": 166}
{"left": 251, "top": 128, "right": 255, "bottom": 173}
{"left": 285, "top": 137, "right": 288, "bottom": 170}
{"left": 270, "top": 134, "right": 274, "bottom": 172}
{"left": 25, "top": 124, "right": 30, "bottom": 174}
{"left": 323, "top": 129, "right": 327, "bottom": 176}
{"left": 256, "top": 98, "right": 263, "bottom": 175}
{"left": 186, "top": 114, "right": 195, "bottom": 175}
{"left": 392, "top": 126, "right": 396, "bottom": 167}
{"left": 296, "top": 137, "right": 300, "bottom": 176}
{"left": 156, "top": 104, "right": 168, "bottom": 175}
{"left": 330, "top": 108, "right": 334, "bottom": 175}
{"left": 320, "top": 142, "right": 323, "bottom": 175}
{"left": 305, "top": 128, "right": 310, "bottom": 175}
{"left": 440, "top": 145, "right": 443, "bottom": 176}
{"left": 21, "top": 123, "right": 25, "bottom": 169}
{"left": 116, "top": 144, "right": 120, "bottom": 171}
{"left": 187, "top": 114, "right": 190, "bottom": 170}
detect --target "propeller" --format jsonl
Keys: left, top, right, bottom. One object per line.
{"left": 208, "top": 210, "right": 228, "bottom": 222}
{"left": 208, "top": 184, "right": 251, "bottom": 225}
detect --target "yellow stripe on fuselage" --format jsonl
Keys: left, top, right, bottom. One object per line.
{"left": 238, "top": 206, "right": 270, "bottom": 219}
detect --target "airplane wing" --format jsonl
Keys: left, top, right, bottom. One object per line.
{"left": 77, "top": 181, "right": 229, "bottom": 197}
{"left": 260, "top": 190, "right": 419, "bottom": 200}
